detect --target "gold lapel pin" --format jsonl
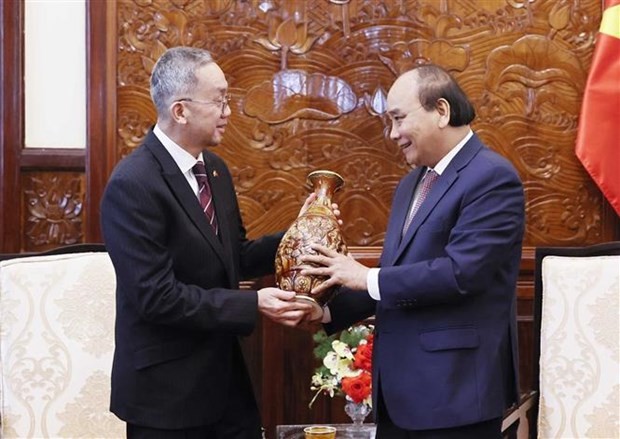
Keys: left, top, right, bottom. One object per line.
{"left": 212, "top": 170, "right": 218, "bottom": 177}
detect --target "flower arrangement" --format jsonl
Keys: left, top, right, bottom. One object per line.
{"left": 309, "top": 324, "right": 374, "bottom": 408}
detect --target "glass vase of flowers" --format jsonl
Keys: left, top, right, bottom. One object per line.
{"left": 309, "top": 324, "right": 374, "bottom": 425}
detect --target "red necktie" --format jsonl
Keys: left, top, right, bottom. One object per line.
{"left": 192, "top": 161, "right": 218, "bottom": 235}
{"left": 402, "top": 169, "right": 438, "bottom": 235}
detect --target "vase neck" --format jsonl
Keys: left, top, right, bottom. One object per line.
{"left": 315, "top": 185, "right": 333, "bottom": 206}
{"left": 308, "top": 172, "right": 343, "bottom": 206}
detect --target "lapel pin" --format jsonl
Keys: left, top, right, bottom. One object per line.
{"left": 212, "top": 170, "right": 218, "bottom": 177}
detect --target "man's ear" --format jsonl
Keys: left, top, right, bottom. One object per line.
{"left": 436, "top": 98, "right": 450, "bottom": 128}
{"left": 170, "top": 101, "right": 188, "bottom": 124}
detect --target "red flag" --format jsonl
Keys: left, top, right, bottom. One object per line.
{"left": 575, "top": 0, "right": 620, "bottom": 217}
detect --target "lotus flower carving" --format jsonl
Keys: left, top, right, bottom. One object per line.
{"left": 244, "top": 70, "right": 357, "bottom": 124}
{"left": 254, "top": 16, "right": 319, "bottom": 69}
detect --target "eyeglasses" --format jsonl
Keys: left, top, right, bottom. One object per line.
{"left": 177, "top": 94, "right": 232, "bottom": 114}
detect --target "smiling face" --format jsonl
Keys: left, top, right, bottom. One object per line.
{"left": 386, "top": 71, "right": 445, "bottom": 168}
{"left": 180, "top": 63, "right": 231, "bottom": 148}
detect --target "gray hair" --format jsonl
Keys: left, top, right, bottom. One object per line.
{"left": 150, "top": 47, "right": 214, "bottom": 116}
{"left": 406, "top": 64, "right": 475, "bottom": 126}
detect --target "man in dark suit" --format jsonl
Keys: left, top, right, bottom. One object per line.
{"left": 101, "top": 47, "right": 313, "bottom": 439}
{"left": 301, "top": 65, "right": 525, "bottom": 438}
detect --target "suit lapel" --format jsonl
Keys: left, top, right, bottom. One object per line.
{"left": 391, "top": 171, "right": 455, "bottom": 264}
{"left": 201, "top": 153, "right": 238, "bottom": 287}
{"left": 381, "top": 168, "right": 423, "bottom": 265}
{"left": 144, "top": 133, "right": 230, "bottom": 273}
{"left": 389, "top": 134, "right": 484, "bottom": 265}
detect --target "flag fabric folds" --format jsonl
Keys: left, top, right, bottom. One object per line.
{"left": 575, "top": 0, "right": 620, "bottom": 217}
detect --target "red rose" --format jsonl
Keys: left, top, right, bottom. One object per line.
{"left": 353, "top": 343, "right": 373, "bottom": 372}
{"left": 341, "top": 371, "right": 371, "bottom": 403}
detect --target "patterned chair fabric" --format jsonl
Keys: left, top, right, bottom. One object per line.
{"left": 534, "top": 242, "right": 620, "bottom": 439}
{"left": 0, "top": 249, "right": 124, "bottom": 438}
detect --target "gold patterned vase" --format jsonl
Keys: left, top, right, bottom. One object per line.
{"left": 274, "top": 170, "right": 348, "bottom": 318}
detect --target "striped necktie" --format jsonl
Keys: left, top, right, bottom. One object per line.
{"left": 402, "top": 169, "right": 438, "bottom": 236}
{"left": 192, "top": 161, "right": 218, "bottom": 235}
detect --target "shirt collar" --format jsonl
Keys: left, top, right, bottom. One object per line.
{"left": 430, "top": 129, "right": 473, "bottom": 176}
{"left": 153, "top": 124, "right": 204, "bottom": 173}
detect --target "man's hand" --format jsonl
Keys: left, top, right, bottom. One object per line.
{"left": 298, "top": 193, "right": 316, "bottom": 217}
{"left": 297, "top": 193, "right": 342, "bottom": 226}
{"left": 300, "top": 244, "right": 369, "bottom": 292}
{"left": 296, "top": 305, "right": 325, "bottom": 332}
{"left": 257, "top": 288, "right": 313, "bottom": 327}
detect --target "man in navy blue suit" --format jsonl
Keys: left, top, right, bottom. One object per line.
{"left": 302, "top": 65, "right": 525, "bottom": 438}
{"left": 101, "top": 47, "right": 314, "bottom": 439}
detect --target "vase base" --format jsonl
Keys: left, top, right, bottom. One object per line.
{"left": 295, "top": 294, "right": 323, "bottom": 320}
{"left": 344, "top": 401, "right": 372, "bottom": 428}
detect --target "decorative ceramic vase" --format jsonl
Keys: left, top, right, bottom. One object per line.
{"left": 274, "top": 170, "right": 347, "bottom": 318}
{"left": 344, "top": 399, "right": 371, "bottom": 426}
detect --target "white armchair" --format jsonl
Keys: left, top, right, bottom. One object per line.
{"left": 533, "top": 242, "right": 620, "bottom": 439}
{"left": 0, "top": 246, "right": 125, "bottom": 438}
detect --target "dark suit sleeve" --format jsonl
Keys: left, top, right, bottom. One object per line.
{"left": 323, "top": 288, "right": 376, "bottom": 335}
{"left": 379, "top": 160, "right": 525, "bottom": 309}
{"left": 238, "top": 232, "right": 284, "bottom": 280}
{"left": 210, "top": 155, "right": 284, "bottom": 281}
{"left": 101, "top": 170, "right": 257, "bottom": 335}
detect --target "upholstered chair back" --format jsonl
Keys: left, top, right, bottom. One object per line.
{"left": 0, "top": 250, "right": 124, "bottom": 438}
{"left": 534, "top": 243, "right": 620, "bottom": 439}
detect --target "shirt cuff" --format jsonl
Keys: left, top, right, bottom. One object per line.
{"left": 367, "top": 268, "right": 381, "bottom": 300}
{"left": 321, "top": 306, "right": 332, "bottom": 323}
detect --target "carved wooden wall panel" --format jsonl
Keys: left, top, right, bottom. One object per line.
{"left": 115, "top": 0, "right": 616, "bottom": 249}
{"left": 21, "top": 172, "right": 85, "bottom": 252}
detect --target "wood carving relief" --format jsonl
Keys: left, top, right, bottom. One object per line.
{"left": 116, "top": 0, "right": 609, "bottom": 248}
{"left": 22, "top": 172, "right": 84, "bottom": 251}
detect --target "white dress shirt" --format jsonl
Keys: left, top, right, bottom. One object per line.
{"left": 153, "top": 124, "right": 205, "bottom": 199}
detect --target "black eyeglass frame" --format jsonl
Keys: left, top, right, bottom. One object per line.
{"left": 176, "top": 94, "right": 232, "bottom": 113}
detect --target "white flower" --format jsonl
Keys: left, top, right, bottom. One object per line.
{"left": 323, "top": 352, "right": 350, "bottom": 378}
{"left": 331, "top": 340, "right": 354, "bottom": 359}
{"left": 311, "top": 372, "right": 324, "bottom": 387}
{"left": 309, "top": 373, "right": 340, "bottom": 407}
{"left": 321, "top": 340, "right": 357, "bottom": 380}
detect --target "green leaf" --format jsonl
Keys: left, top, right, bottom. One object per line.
{"left": 339, "top": 325, "right": 368, "bottom": 348}
{"left": 312, "top": 329, "right": 337, "bottom": 360}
